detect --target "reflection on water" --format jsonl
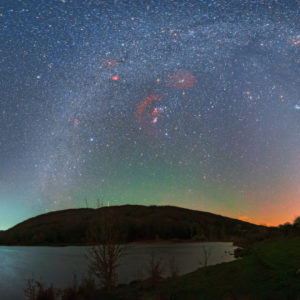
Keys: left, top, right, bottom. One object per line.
{"left": 0, "top": 242, "right": 236, "bottom": 299}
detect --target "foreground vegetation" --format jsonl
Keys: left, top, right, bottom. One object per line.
{"left": 25, "top": 236, "right": 300, "bottom": 300}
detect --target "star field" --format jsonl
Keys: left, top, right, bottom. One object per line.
{"left": 0, "top": 0, "right": 299, "bottom": 229}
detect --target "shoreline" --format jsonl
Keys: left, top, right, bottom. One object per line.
{"left": 0, "top": 238, "right": 236, "bottom": 247}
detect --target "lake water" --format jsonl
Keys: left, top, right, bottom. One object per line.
{"left": 0, "top": 242, "right": 236, "bottom": 299}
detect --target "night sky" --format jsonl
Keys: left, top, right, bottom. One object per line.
{"left": 0, "top": 0, "right": 299, "bottom": 229}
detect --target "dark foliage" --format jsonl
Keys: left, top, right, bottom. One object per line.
{"left": 24, "top": 277, "right": 105, "bottom": 300}
{"left": 0, "top": 205, "right": 276, "bottom": 245}
{"left": 277, "top": 216, "right": 300, "bottom": 237}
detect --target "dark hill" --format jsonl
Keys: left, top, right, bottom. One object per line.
{"left": 0, "top": 205, "right": 274, "bottom": 245}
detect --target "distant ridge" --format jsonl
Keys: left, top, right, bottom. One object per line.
{"left": 0, "top": 205, "right": 274, "bottom": 245}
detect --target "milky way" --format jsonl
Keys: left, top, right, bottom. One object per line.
{"left": 0, "top": 0, "right": 299, "bottom": 228}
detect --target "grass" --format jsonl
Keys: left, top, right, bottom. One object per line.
{"left": 114, "top": 237, "right": 300, "bottom": 300}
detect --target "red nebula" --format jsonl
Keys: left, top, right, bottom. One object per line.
{"left": 111, "top": 75, "right": 119, "bottom": 81}
{"left": 103, "top": 59, "right": 118, "bottom": 68}
{"left": 135, "top": 95, "right": 164, "bottom": 135}
{"left": 167, "top": 71, "right": 195, "bottom": 89}
{"left": 152, "top": 107, "right": 159, "bottom": 116}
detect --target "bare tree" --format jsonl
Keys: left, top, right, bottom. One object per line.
{"left": 86, "top": 212, "right": 126, "bottom": 291}
{"left": 84, "top": 197, "right": 88, "bottom": 208}
{"left": 24, "top": 279, "right": 37, "bottom": 300}
{"left": 95, "top": 195, "right": 105, "bottom": 209}
{"left": 96, "top": 197, "right": 100, "bottom": 209}
{"left": 168, "top": 255, "right": 179, "bottom": 278}
{"left": 24, "top": 279, "right": 56, "bottom": 300}
{"left": 199, "top": 245, "right": 212, "bottom": 267}
{"left": 147, "top": 251, "right": 163, "bottom": 287}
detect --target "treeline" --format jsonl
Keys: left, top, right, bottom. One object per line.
{"left": 0, "top": 205, "right": 275, "bottom": 245}
{"left": 278, "top": 217, "right": 300, "bottom": 237}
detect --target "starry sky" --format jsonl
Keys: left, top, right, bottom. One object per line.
{"left": 0, "top": 0, "right": 299, "bottom": 229}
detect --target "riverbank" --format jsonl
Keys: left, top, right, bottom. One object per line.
{"left": 0, "top": 238, "right": 239, "bottom": 247}
{"left": 112, "top": 237, "right": 300, "bottom": 299}
{"left": 14, "top": 237, "right": 300, "bottom": 299}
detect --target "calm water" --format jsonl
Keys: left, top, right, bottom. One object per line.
{"left": 0, "top": 242, "right": 236, "bottom": 299}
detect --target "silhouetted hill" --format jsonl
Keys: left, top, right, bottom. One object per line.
{"left": 0, "top": 205, "right": 275, "bottom": 245}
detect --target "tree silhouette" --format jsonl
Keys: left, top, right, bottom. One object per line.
{"left": 86, "top": 211, "right": 127, "bottom": 290}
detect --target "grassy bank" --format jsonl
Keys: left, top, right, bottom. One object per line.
{"left": 114, "top": 237, "right": 300, "bottom": 299}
